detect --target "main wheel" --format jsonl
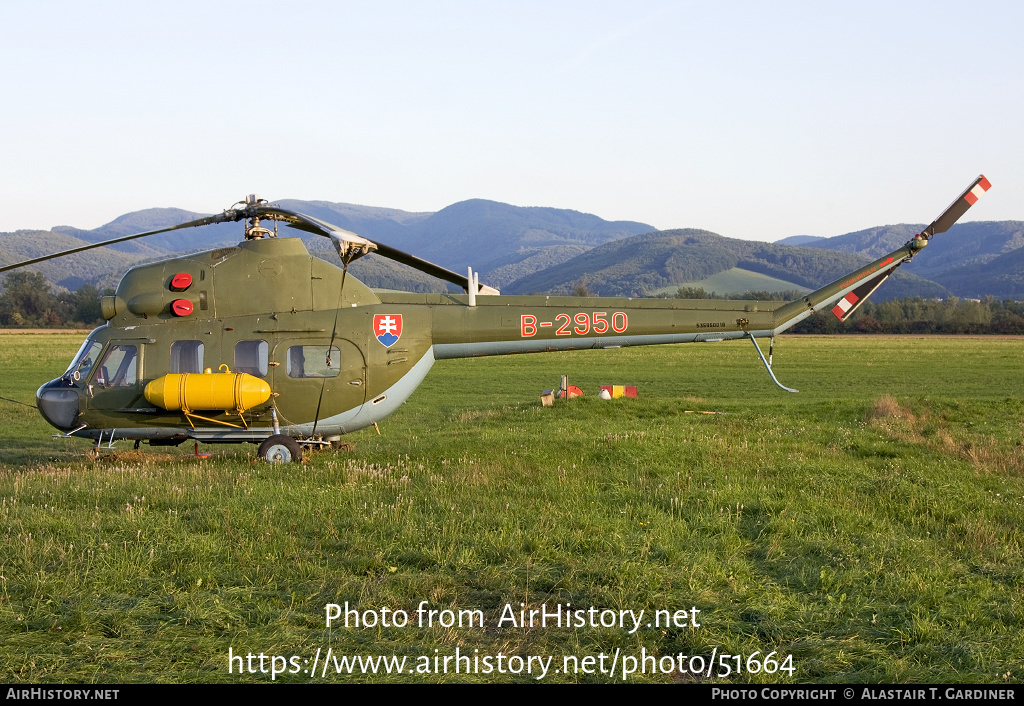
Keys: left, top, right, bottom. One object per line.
{"left": 257, "top": 434, "right": 303, "bottom": 463}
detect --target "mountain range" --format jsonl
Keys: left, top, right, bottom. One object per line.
{"left": 1, "top": 198, "right": 1022, "bottom": 300}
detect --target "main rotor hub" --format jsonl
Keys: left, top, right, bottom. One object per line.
{"left": 244, "top": 215, "right": 277, "bottom": 240}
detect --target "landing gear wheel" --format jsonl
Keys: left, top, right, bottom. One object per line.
{"left": 257, "top": 434, "right": 302, "bottom": 463}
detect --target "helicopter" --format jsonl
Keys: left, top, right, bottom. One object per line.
{"left": 1, "top": 175, "right": 991, "bottom": 462}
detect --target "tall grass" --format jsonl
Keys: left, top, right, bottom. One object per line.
{"left": 1, "top": 333, "right": 1022, "bottom": 682}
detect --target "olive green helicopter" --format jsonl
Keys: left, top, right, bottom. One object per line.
{"left": 1, "top": 176, "right": 991, "bottom": 462}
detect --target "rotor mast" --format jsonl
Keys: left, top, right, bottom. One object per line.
{"left": 241, "top": 194, "right": 276, "bottom": 240}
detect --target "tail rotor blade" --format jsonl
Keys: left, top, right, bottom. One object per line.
{"left": 920, "top": 174, "right": 991, "bottom": 239}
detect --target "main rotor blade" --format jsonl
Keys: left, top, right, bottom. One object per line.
{"left": 373, "top": 242, "right": 484, "bottom": 292}
{"left": 920, "top": 174, "right": 991, "bottom": 239}
{"left": 2, "top": 197, "right": 501, "bottom": 296}
{"left": 0, "top": 213, "right": 231, "bottom": 274}
{"left": 256, "top": 204, "right": 498, "bottom": 294}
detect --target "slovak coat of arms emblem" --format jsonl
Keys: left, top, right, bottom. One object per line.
{"left": 373, "top": 314, "right": 403, "bottom": 347}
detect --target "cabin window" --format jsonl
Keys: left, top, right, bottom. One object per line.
{"left": 95, "top": 344, "right": 138, "bottom": 387}
{"left": 286, "top": 345, "right": 340, "bottom": 378}
{"left": 170, "top": 340, "right": 204, "bottom": 374}
{"left": 234, "top": 340, "right": 268, "bottom": 377}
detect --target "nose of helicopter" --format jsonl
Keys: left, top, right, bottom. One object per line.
{"left": 36, "top": 379, "right": 81, "bottom": 430}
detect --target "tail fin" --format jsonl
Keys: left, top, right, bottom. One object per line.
{"left": 772, "top": 175, "right": 991, "bottom": 333}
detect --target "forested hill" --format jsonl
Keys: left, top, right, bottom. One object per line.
{"left": 272, "top": 199, "right": 655, "bottom": 288}
{"left": 505, "top": 229, "right": 948, "bottom": 300}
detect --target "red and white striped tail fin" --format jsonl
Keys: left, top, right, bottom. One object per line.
{"left": 964, "top": 176, "right": 992, "bottom": 205}
{"left": 831, "top": 268, "right": 894, "bottom": 321}
{"left": 831, "top": 292, "right": 859, "bottom": 320}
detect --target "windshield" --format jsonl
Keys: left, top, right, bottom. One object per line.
{"left": 64, "top": 339, "right": 104, "bottom": 382}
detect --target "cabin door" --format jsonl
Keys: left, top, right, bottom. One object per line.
{"left": 85, "top": 341, "right": 147, "bottom": 414}
{"left": 270, "top": 338, "right": 366, "bottom": 426}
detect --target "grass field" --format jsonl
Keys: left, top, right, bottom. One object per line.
{"left": 1, "top": 332, "right": 1022, "bottom": 683}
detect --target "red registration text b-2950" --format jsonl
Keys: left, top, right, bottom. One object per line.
{"left": 521, "top": 312, "right": 628, "bottom": 338}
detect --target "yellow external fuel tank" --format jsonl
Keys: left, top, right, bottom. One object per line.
{"left": 144, "top": 367, "right": 271, "bottom": 412}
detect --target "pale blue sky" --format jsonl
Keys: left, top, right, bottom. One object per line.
{"left": 1, "top": 1, "right": 1020, "bottom": 241}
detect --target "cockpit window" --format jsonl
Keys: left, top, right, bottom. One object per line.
{"left": 65, "top": 340, "right": 103, "bottom": 382}
{"left": 94, "top": 345, "right": 138, "bottom": 387}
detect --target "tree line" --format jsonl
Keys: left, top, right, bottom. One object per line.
{"left": 671, "top": 286, "right": 1024, "bottom": 335}
{"left": 0, "top": 272, "right": 105, "bottom": 327}
{"left": 792, "top": 296, "right": 1024, "bottom": 335}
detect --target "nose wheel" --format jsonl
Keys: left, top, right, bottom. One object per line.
{"left": 257, "top": 434, "right": 303, "bottom": 463}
